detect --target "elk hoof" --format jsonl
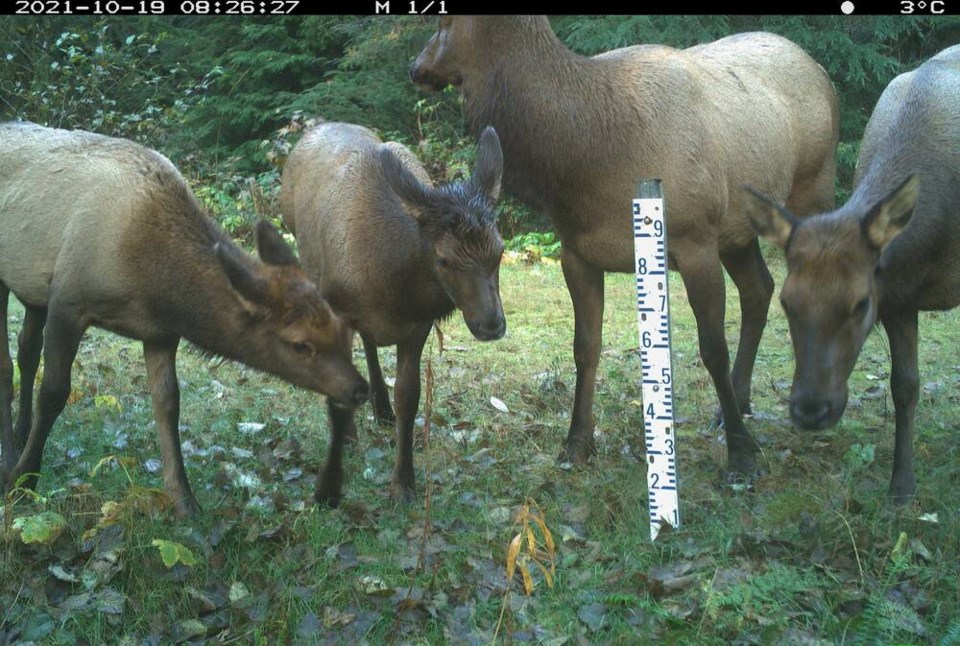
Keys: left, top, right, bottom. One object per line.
{"left": 372, "top": 406, "right": 396, "bottom": 427}
{"left": 173, "top": 496, "right": 202, "bottom": 518}
{"left": 726, "top": 451, "right": 759, "bottom": 476}
{"left": 315, "top": 487, "right": 342, "bottom": 509}
{"left": 887, "top": 477, "right": 916, "bottom": 506}
{"left": 721, "top": 468, "right": 758, "bottom": 491}
{"left": 557, "top": 438, "right": 596, "bottom": 466}
{"left": 390, "top": 480, "right": 416, "bottom": 504}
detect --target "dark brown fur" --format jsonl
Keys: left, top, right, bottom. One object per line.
{"left": 0, "top": 122, "right": 368, "bottom": 515}
{"left": 280, "top": 122, "right": 505, "bottom": 505}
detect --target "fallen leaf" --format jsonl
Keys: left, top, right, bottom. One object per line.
{"left": 152, "top": 539, "right": 199, "bottom": 569}
{"left": 173, "top": 619, "right": 207, "bottom": 642}
{"left": 578, "top": 602, "right": 608, "bottom": 632}
{"left": 20, "top": 612, "right": 56, "bottom": 641}
{"left": 642, "top": 559, "right": 711, "bottom": 597}
{"left": 60, "top": 587, "right": 126, "bottom": 615}
{"left": 48, "top": 564, "right": 81, "bottom": 583}
{"left": 186, "top": 583, "right": 229, "bottom": 614}
{"left": 229, "top": 581, "right": 251, "bottom": 603}
{"left": 14, "top": 511, "right": 68, "bottom": 545}
{"left": 358, "top": 575, "right": 393, "bottom": 596}
{"left": 490, "top": 396, "right": 510, "bottom": 413}
{"left": 298, "top": 611, "right": 321, "bottom": 638}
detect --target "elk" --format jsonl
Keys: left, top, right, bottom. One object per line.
{"left": 410, "top": 17, "right": 839, "bottom": 479}
{"left": 743, "top": 44, "right": 960, "bottom": 503}
{"left": 0, "top": 122, "right": 369, "bottom": 516}
{"left": 279, "top": 121, "right": 504, "bottom": 506}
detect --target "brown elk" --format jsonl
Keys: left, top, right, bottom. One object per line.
{"left": 279, "top": 121, "right": 504, "bottom": 506}
{"left": 410, "top": 17, "right": 839, "bottom": 478}
{"left": 0, "top": 122, "right": 369, "bottom": 516}
{"left": 743, "top": 44, "right": 960, "bottom": 503}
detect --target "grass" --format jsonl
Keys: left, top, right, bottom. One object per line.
{"left": 2, "top": 247, "right": 959, "bottom": 644}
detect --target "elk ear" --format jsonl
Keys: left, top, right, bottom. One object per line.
{"left": 741, "top": 185, "right": 798, "bottom": 249}
{"left": 471, "top": 126, "right": 503, "bottom": 202}
{"left": 215, "top": 241, "right": 270, "bottom": 310}
{"left": 256, "top": 220, "right": 300, "bottom": 267}
{"left": 862, "top": 175, "right": 919, "bottom": 251}
{"left": 380, "top": 146, "right": 434, "bottom": 222}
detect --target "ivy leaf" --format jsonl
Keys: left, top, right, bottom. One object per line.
{"left": 152, "top": 539, "right": 199, "bottom": 568}
{"left": 14, "top": 511, "right": 68, "bottom": 545}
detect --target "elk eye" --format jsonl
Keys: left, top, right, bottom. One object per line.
{"left": 853, "top": 297, "right": 870, "bottom": 319}
{"left": 292, "top": 341, "right": 314, "bottom": 356}
{"left": 435, "top": 257, "right": 450, "bottom": 269}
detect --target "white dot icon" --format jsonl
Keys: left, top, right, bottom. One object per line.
{"left": 841, "top": 1, "right": 855, "bottom": 13}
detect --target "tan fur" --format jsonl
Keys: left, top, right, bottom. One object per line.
{"left": 0, "top": 122, "right": 367, "bottom": 515}
{"left": 742, "top": 44, "right": 960, "bottom": 502}
{"left": 412, "top": 17, "right": 839, "bottom": 471}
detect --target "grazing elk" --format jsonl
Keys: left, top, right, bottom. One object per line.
{"left": 279, "top": 122, "right": 505, "bottom": 506}
{"left": 411, "top": 17, "right": 839, "bottom": 478}
{"left": 743, "top": 44, "right": 960, "bottom": 503}
{"left": 0, "top": 122, "right": 369, "bottom": 516}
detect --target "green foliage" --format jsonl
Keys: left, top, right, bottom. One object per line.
{"left": 703, "top": 563, "right": 822, "bottom": 631}
{"left": 189, "top": 170, "right": 278, "bottom": 241}
{"left": 151, "top": 539, "right": 199, "bottom": 568}
{"left": 854, "top": 533, "right": 925, "bottom": 644}
{"left": 943, "top": 619, "right": 960, "bottom": 645}
{"left": 13, "top": 511, "right": 68, "bottom": 545}
{"left": 2, "top": 263, "right": 960, "bottom": 642}
{"left": 843, "top": 442, "right": 876, "bottom": 470}
{"left": 506, "top": 231, "right": 563, "bottom": 261}
{"left": 173, "top": 17, "right": 438, "bottom": 176}
{"left": 0, "top": 18, "right": 196, "bottom": 144}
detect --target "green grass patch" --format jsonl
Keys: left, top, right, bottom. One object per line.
{"left": 2, "top": 253, "right": 959, "bottom": 643}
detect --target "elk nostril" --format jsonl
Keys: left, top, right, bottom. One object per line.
{"left": 477, "top": 317, "right": 506, "bottom": 341}
{"left": 790, "top": 398, "right": 831, "bottom": 430}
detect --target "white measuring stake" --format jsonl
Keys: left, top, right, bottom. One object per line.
{"left": 633, "top": 178, "right": 679, "bottom": 541}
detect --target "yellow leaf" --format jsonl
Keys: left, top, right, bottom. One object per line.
{"left": 519, "top": 562, "right": 534, "bottom": 595}
{"left": 100, "top": 500, "right": 124, "bottom": 525}
{"left": 14, "top": 511, "right": 68, "bottom": 545}
{"left": 892, "top": 531, "right": 909, "bottom": 556}
{"left": 525, "top": 525, "right": 537, "bottom": 554}
{"left": 506, "top": 533, "right": 522, "bottom": 581}
{"left": 533, "top": 560, "right": 555, "bottom": 589}
{"left": 152, "top": 539, "right": 199, "bottom": 568}
{"left": 533, "top": 515, "right": 556, "bottom": 556}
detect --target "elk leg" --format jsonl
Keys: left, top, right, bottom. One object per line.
{"left": 143, "top": 338, "right": 199, "bottom": 517}
{"left": 316, "top": 399, "right": 357, "bottom": 508}
{"left": 391, "top": 323, "right": 431, "bottom": 502}
{"left": 674, "top": 243, "right": 758, "bottom": 475}
{"left": 557, "top": 248, "right": 604, "bottom": 464}
{"left": 362, "top": 333, "right": 395, "bottom": 426}
{"left": 719, "top": 239, "right": 774, "bottom": 415}
{"left": 14, "top": 305, "right": 47, "bottom": 449}
{"left": 7, "top": 308, "right": 84, "bottom": 492}
{"left": 881, "top": 310, "right": 919, "bottom": 503}
{"left": 0, "top": 284, "right": 13, "bottom": 474}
